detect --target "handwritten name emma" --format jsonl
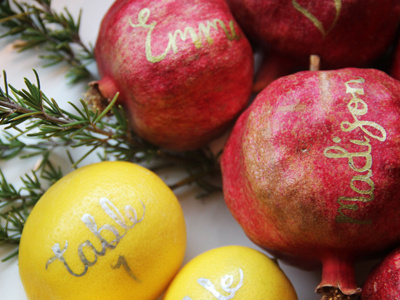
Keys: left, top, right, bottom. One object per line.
{"left": 129, "top": 8, "right": 240, "bottom": 63}
{"left": 323, "top": 77, "right": 386, "bottom": 224}
{"left": 45, "top": 197, "right": 145, "bottom": 277}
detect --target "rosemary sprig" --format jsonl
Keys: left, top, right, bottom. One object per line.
{"left": 0, "top": 158, "right": 62, "bottom": 261}
{"left": 0, "top": 70, "right": 143, "bottom": 163}
{"left": 0, "top": 0, "right": 222, "bottom": 260}
{"left": 0, "top": 69, "right": 221, "bottom": 177}
{"left": 0, "top": 70, "right": 221, "bottom": 258}
{"left": 0, "top": 0, "right": 95, "bottom": 83}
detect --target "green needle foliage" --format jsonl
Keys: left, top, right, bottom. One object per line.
{"left": 0, "top": 0, "right": 222, "bottom": 261}
{"left": 0, "top": 70, "right": 221, "bottom": 260}
{"left": 0, "top": 0, "right": 95, "bottom": 83}
{"left": 0, "top": 159, "right": 62, "bottom": 261}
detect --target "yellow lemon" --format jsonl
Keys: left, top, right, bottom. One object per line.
{"left": 19, "top": 161, "right": 186, "bottom": 300}
{"left": 164, "top": 245, "right": 298, "bottom": 300}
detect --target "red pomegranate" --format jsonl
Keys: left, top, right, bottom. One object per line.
{"left": 221, "top": 68, "right": 400, "bottom": 298}
{"left": 92, "top": 0, "right": 253, "bottom": 151}
{"left": 362, "top": 247, "right": 400, "bottom": 299}
{"left": 391, "top": 39, "right": 400, "bottom": 81}
{"left": 226, "top": 0, "right": 400, "bottom": 90}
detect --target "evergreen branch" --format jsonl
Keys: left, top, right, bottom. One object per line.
{"left": 0, "top": 0, "right": 95, "bottom": 83}
{"left": 0, "top": 1, "right": 222, "bottom": 263}
{"left": 0, "top": 69, "right": 221, "bottom": 256}
{"left": 0, "top": 158, "right": 62, "bottom": 261}
{"left": 0, "top": 70, "right": 222, "bottom": 170}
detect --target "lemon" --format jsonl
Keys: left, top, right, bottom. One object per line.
{"left": 18, "top": 161, "right": 186, "bottom": 300}
{"left": 164, "top": 245, "right": 298, "bottom": 300}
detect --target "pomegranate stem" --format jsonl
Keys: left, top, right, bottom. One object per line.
{"left": 316, "top": 255, "right": 361, "bottom": 299}
{"left": 310, "top": 54, "right": 321, "bottom": 71}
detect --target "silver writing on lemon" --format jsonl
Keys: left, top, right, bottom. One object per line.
{"left": 111, "top": 255, "right": 141, "bottom": 282}
{"left": 324, "top": 77, "right": 386, "bottom": 224}
{"left": 184, "top": 268, "right": 244, "bottom": 300}
{"left": 129, "top": 8, "right": 240, "bottom": 63}
{"left": 46, "top": 197, "right": 145, "bottom": 277}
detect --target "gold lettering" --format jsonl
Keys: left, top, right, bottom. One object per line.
{"left": 341, "top": 78, "right": 387, "bottom": 141}
{"left": 168, "top": 27, "right": 202, "bottom": 53}
{"left": 198, "top": 19, "right": 239, "bottom": 43}
{"left": 350, "top": 173, "right": 375, "bottom": 200}
{"left": 324, "top": 77, "right": 386, "bottom": 224}
{"left": 292, "top": 0, "right": 342, "bottom": 37}
{"left": 129, "top": 8, "right": 240, "bottom": 63}
{"left": 336, "top": 197, "right": 372, "bottom": 224}
{"left": 347, "top": 97, "right": 368, "bottom": 117}
{"left": 345, "top": 77, "right": 365, "bottom": 97}
{"left": 341, "top": 119, "right": 386, "bottom": 142}
{"left": 324, "top": 136, "right": 372, "bottom": 173}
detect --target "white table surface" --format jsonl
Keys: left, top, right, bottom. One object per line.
{"left": 0, "top": 1, "right": 380, "bottom": 299}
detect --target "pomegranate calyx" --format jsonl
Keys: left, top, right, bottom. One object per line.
{"left": 84, "top": 81, "right": 112, "bottom": 114}
{"left": 318, "top": 287, "right": 360, "bottom": 300}
{"left": 317, "top": 254, "right": 361, "bottom": 298}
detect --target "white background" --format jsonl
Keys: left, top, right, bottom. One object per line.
{"left": 0, "top": 0, "right": 380, "bottom": 299}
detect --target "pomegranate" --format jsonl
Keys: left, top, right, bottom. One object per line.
{"left": 391, "top": 39, "right": 400, "bottom": 81}
{"left": 221, "top": 68, "right": 400, "bottom": 298}
{"left": 226, "top": 0, "right": 400, "bottom": 89}
{"left": 252, "top": 49, "right": 300, "bottom": 93}
{"left": 361, "top": 248, "right": 400, "bottom": 299}
{"left": 91, "top": 0, "right": 253, "bottom": 151}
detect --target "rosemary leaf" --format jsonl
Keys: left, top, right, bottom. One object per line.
{"left": 0, "top": 0, "right": 95, "bottom": 83}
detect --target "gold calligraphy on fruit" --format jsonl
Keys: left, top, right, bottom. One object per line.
{"left": 46, "top": 197, "right": 145, "bottom": 277}
{"left": 129, "top": 8, "right": 240, "bottom": 63}
{"left": 324, "top": 77, "right": 386, "bottom": 224}
{"left": 292, "top": 0, "right": 342, "bottom": 37}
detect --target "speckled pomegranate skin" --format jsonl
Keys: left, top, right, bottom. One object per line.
{"left": 362, "top": 247, "right": 400, "bottom": 299}
{"left": 226, "top": 0, "right": 400, "bottom": 69}
{"left": 221, "top": 68, "right": 400, "bottom": 296}
{"left": 94, "top": 0, "right": 253, "bottom": 151}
